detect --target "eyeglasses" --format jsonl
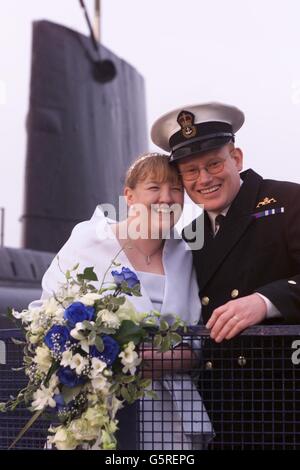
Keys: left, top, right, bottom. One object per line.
{"left": 179, "top": 158, "right": 226, "bottom": 182}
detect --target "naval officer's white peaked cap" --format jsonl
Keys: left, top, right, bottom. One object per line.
{"left": 151, "top": 102, "right": 245, "bottom": 162}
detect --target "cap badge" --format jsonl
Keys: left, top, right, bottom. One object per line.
{"left": 256, "top": 197, "right": 277, "bottom": 208}
{"left": 177, "top": 110, "right": 197, "bottom": 139}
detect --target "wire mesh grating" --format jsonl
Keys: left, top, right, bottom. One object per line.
{"left": 1, "top": 326, "right": 300, "bottom": 450}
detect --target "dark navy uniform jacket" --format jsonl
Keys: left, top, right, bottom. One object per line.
{"left": 185, "top": 168, "right": 300, "bottom": 324}
{"left": 184, "top": 169, "right": 300, "bottom": 448}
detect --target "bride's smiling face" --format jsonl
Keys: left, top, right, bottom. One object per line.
{"left": 125, "top": 176, "right": 184, "bottom": 237}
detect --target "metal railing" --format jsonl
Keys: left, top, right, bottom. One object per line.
{"left": 1, "top": 326, "right": 300, "bottom": 450}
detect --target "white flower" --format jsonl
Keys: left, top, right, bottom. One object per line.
{"left": 61, "top": 350, "right": 73, "bottom": 368}
{"left": 70, "top": 322, "right": 85, "bottom": 341}
{"left": 86, "top": 392, "right": 98, "bottom": 405}
{"left": 117, "top": 299, "right": 147, "bottom": 324}
{"left": 84, "top": 405, "right": 109, "bottom": 427}
{"left": 52, "top": 426, "right": 78, "bottom": 450}
{"left": 91, "top": 375, "right": 108, "bottom": 391}
{"left": 32, "top": 385, "right": 57, "bottom": 410}
{"left": 68, "top": 418, "right": 99, "bottom": 442}
{"left": 103, "top": 368, "right": 113, "bottom": 377}
{"left": 98, "top": 309, "right": 120, "bottom": 329}
{"left": 56, "top": 283, "right": 81, "bottom": 302}
{"left": 30, "top": 324, "right": 44, "bottom": 335}
{"left": 43, "top": 297, "right": 64, "bottom": 320}
{"left": 119, "top": 341, "right": 142, "bottom": 375}
{"left": 6, "top": 259, "right": 180, "bottom": 451}
{"left": 12, "top": 308, "right": 33, "bottom": 322}
{"left": 70, "top": 322, "right": 95, "bottom": 353}
{"left": 70, "top": 353, "right": 89, "bottom": 375}
{"left": 28, "top": 310, "right": 48, "bottom": 335}
{"left": 28, "top": 334, "right": 40, "bottom": 345}
{"left": 89, "top": 357, "right": 107, "bottom": 378}
{"left": 110, "top": 396, "right": 123, "bottom": 419}
{"left": 33, "top": 346, "right": 52, "bottom": 372}
{"left": 79, "top": 293, "right": 102, "bottom": 306}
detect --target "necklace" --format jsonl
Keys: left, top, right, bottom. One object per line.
{"left": 126, "top": 241, "right": 163, "bottom": 265}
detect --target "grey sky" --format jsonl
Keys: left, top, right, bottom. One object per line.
{"left": 1, "top": 0, "right": 300, "bottom": 247}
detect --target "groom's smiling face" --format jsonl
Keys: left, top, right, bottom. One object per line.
{"left": 177, "top": 144, "right": 243, "bottom": 213}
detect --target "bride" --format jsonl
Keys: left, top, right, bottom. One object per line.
{"left": 39, "top": 152, "right": 213, "bottom": 450}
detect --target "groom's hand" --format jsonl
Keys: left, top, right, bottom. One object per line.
{"left": 206, "top": 293, "right": 267, "bottom": 342}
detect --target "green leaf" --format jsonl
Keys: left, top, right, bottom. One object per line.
{"left": 109, "top": 383, "right": 120, "bottom": 394}
{"left": 61, "top": 385, "right": 84, "bottom": 404}
{"left": 88, "top": 331, "right": 96, "bottom": 344}
{"left": 86, "top": 283, "right": 97, "bottom": 291}
{"left": 82, "top": 267, "right": 98, "bottom": 281}
{"left": 112, "top": 296, "right": 126, "bottom": 306}
{"left": 160, "top": 336, "right": 171, "bottom": 352}
{"left": 170, "top": 317, "right": 185, "bottom": 331}
{"left": 128, "top": 383, "right": 136, "bottom": 395}
{"left": 23, "top": 356, "right": 33, "bottom": 365}
{"left": 170, "top": 332, "right": 182, "bottom": 345}
{"left": 94, "top": 336, "right": 104, "bottom": 352}
{"left": 146, "top": 390, "right": 158, "bottom": 400}
{"left": 82, "top": 321, "right": 94, "bottom": 331}
{"left": 77, "top": 267, "right": 98, "bottom": 282}
{"left": 120, "top": 386, "right": 131, "bottom": 402}
{"left": 139, "top": 378, "right": 151, "bottom": 389}
{"left": 131, "top": 286, "right": 142, "bottom": 297}
{"left": 98, "top": 327, "right": 117, "bottom": 335}
{"left": 160, "top": 319, "right": 169, "bottom": 331}
{"left": 113, "top": 320, "right": 146, "bottom": 346}
{"left": 153, "top": 334, "right": 162, "bottom": 348}
{"left": 122, "top": 375, "right": 136, "bottom": 384}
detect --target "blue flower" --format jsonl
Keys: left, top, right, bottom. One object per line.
{"left": 54, "top": 393, "right": 65, "bottom": 411}
{"left": 90, "top": 335, "right": 120, "bottom": 366}
{"left": 57, "top": 367, "right": 86, "bottom": 388}
{"left": 111, "top": 267, "right": 140, "bottom": 289}
{"left": 64, "top": 302, "right": 95, "bottom": 328}
{"left": 44, "top": 325, "right": 71, "bottom": 353}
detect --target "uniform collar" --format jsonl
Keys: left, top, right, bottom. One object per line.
{"left": 206, "top": 178, "right": 243, "bottom": 233}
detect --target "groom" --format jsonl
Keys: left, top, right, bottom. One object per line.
{"left": 151, "top": 102, "right": 300, "bottom": 338}
{"left": 151, "top": 102, "right": 300, "bottom": 448}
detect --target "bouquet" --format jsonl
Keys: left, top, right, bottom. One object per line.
{"left": 0, "top": 259, "right": 185, "bottom": 450}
